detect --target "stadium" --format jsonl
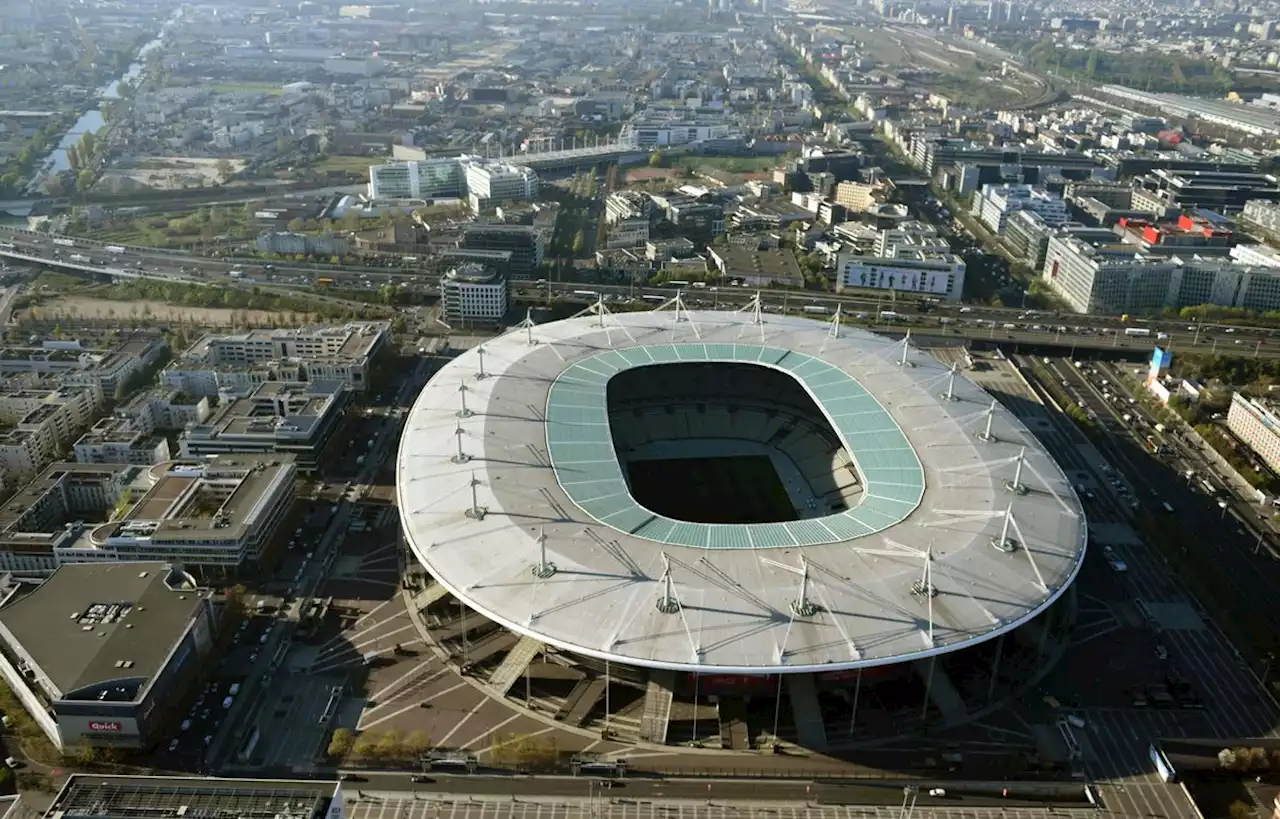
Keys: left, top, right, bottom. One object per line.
{"left": 396, "top": 303, "right": 1086, "bottom": 750}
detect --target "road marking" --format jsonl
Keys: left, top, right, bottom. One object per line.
{"left": 433, "top": 699, "right": 489, "bottom": 749}
{"left": 368, "top": 664, "right": 449, "bottom": 708}
{"left": 359, "top": 681, "right": 469, "bottom": 731}
{"left": 459, "top": 713, "right": 522, "bottom": 750}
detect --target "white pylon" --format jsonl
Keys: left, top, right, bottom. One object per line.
{"left": 655, "top": 552, "right": 680, "bottom": 614}
{"left": 1006, "top": 447, "right": 1028, "bottom": 495}
{"left": 978, "top": 398, "right": 997, "bottom": 442}
{"left": 532, "top": 526, "right": 556, "bottom": 578}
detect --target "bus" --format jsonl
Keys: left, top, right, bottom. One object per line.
{"left": 316, "top": 277, "right": 334, "bottom": 286}
{"left": 667, "top": 280, "right": 689, "bottom": 288}
{"left": 1125, "top": 328, "right": 1152, "bottom": 337}
{"left": 573, "top": 290, "right": 599, "bottom": 299}
{"left": 880, "top": 310, "right": 900, "bottom": 321}
{"left": 641, "top": 294, "right": 666, "bottom": 303}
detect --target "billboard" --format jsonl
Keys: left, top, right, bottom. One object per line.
{"left": 57, "top": 714, "right": 140, "bottom": 747}
{"left": 1148, "top": 346, "right": 1173, "bottom": 384}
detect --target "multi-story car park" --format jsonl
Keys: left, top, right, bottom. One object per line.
{"left": 0, "top": 455, "right": 296, "bottom": 577}
{"left": 46, "top": 775, "right": 343, "bottom": 819}
{"left": 0, "top": 562, "right": 215, "bottom": 750}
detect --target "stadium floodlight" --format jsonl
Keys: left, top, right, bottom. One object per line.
{"left": 1006, "top": 447, "right": 1028, "bottom": 495}
{"left": 457, "top": 379, "right": 474, "bottom": 419}
{"left": 532, "top": 526, "right": 556, "bottom": 579}
{"left": 978, "top": 398, "right": 997, "bottom": 442}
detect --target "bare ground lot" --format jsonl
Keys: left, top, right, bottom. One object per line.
{"left": 26, "top": 297, "right": 287, "bottom": 326}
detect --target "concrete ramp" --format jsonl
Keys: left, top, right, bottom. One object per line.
{"left": 487, "top": 634, "right": 543, "bottom": 694}
{"left": 638, "top": 670, "right": 675, "bottom": 744}
{"left": 786, "top": 674, "right": 829, "bottom": 750}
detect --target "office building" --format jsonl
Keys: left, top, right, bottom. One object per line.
{"left": 179, "top": 381, "right": 348, "bottom": 471}
{"left": 971, "top": 184, "right": 1068, "bottom": 234}
{"left": 1227, "top": 393, "right": 1280, "bottom": 474}
{"left": 1041, "top": 233, "right": 1280, "bottom": 315}
{"left": 440, "top": 265, "right": 508, "bottom": 327}
{"left": 450, "top": 224, "right": 545, "bottom": 281}
{"left": 0, "top": 384, "right": 105, "bottom": 479}
{"left": 1243, "top": 199, "right": 1280, "bottom": 236}
{"left": 1132, "top": 168, "right": 1280, "bottom": 214}
{"left": 835, "top": 252, "right": 966, "bottom": 301}
{"left": 1003, "top": 210, "right": 1056, "bottom": 269}
{"left": 833, "top": 181, "right": 884, "bottom": 213}
{"left": 367, "top": 156, "right": 537, "bottom": 210}
{"left": 115, "top": 389, "right": 212, "bottom": 434}
{"left": 0, "top": 563, "right": 216, "bottom": 750}
{"left": 0, "top": 455, "right": 296, "bottom": 576}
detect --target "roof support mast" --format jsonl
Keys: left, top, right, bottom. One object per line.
{"left": 978, "top": 398, "right": 997, "bottom": 442}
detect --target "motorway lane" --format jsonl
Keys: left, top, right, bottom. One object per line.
{"left": 1056, "top": 362, "right": 1280, "bottom": 740}
{"left": 7, "top": 226, "right": 1280, "bottom": 360}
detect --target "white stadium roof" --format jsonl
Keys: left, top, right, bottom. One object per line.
{"left": 396, "top": 307, "right": 1087, "bottom": 674}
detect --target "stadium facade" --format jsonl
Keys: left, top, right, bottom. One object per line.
{"left": 396, "top": 304, "right": 1085, "bottom": 750}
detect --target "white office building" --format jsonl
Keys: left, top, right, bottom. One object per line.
{"left": 1041, "top": 233, "right": 1280, "bottom": 315}
{"left": 1227, "top": 392, "right": 1280, "bottom": 475}
{"left": 440, "top": 264, "right": 508, "bottom": 327}
{"left": 971, "top": 184, "right": 1068, "bottom": 235}
{"left": 835, "top": 252, "right": 966, "bottom": 301}
{"left": 368, "top": 156, "right": 537, "bottom": 209}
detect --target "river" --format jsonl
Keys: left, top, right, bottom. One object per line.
{"left": 34, "top": 28, "right": 169, "bottom": 180}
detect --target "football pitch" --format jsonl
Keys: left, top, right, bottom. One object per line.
{"left": 626, "top": 455, "right": 796, "bottom": 524}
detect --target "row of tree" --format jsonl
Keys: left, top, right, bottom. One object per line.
{"left": 326, "top": 729, "right": 561, "bottom": 770}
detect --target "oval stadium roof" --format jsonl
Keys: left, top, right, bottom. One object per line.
{"left": 396, "top": 309, "right": 1087, "bottom": 674}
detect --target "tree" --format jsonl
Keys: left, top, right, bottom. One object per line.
{"left": 327, "top": 728, "right": 355, "bottom": 759}
{"left": 68, "top": 739, "right": 99, "bottom": 766}
{"left": 489, "top": 732, "right": 559, "bottom": 771}
{"left": 374, "top": 729, "right": 403, "bottom": 761}
{"left": 351, "top": 731, "right": 379, "bottom": 760}
{"left": 403, "top": 730, "right": 431, "bottom": 758}
{"left": 572, "top": 229, "right": 585, "bottom": 255}
{"left": 287, "top": 217, "right": 305, "bottom": 232}
{"left": 648, "top": 150, "right": 667, "bottom": 168}
{"left": 215, "top": 159, "right": 234, "bottom": 183}
{"left": 77, "top": 170, "right": 95, "bottom": 191}
{"left": 1229, "top": 803, "right": 1253, "bottom": 819}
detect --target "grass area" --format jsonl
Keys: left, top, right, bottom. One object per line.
{"left": 28, "top": 270, "right": 94, "bottom": 294}
{"left": 685, "top": 155, "right": 783, "bottom": 174}
{"left": 204, "top": 82, "right": 283, "bottom": 95}
{"left": 626, "top": 455, "right": 795, "bottom": 524}
{"left": 311, "top": 154, "right": 381, "bottom": 175}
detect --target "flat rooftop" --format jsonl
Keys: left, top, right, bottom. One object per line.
{"left": 49, "top": 775, "right": 338, "bottom": 819}
{"left": 0, "top": 563, "right": 203, "bottom": 698}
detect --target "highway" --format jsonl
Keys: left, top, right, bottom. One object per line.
{"left": 6, "top": 226, "right": 1280, "bottom": 360}
{"left": 340, "top": 772, "right": 1088, "bottom": 806}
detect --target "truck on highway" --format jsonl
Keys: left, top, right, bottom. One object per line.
{"left": 879, "top": 310, "right": 900, "bottom": 321}
{"left": 69, "top": 254, "right": 90, "bottom": 263}
{"left": 52, "top": 238, "right": 74, "bottom": 247}
{"left": 228, "top": 270, "right": 243, "bottom": 279}
{"left": 802, "top": 305, "right": 829, "bottom": 314}
{"left": 1124, "top": 327, "right": 1152, "bottom": 337}
{"left": 104, "top": 245, "right": 125, "bottom": 254}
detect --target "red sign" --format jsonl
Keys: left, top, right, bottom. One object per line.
{"left": 88, "top": 721, "right": 121, "bottom": 732}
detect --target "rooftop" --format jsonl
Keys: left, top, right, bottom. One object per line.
{"left": 0, "top": 562, "right": 204, "bottom": 699}
{"left": 48, "top": 775, "right": 339, "bottom": 819}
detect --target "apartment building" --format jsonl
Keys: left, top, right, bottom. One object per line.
{"left": 115, "top": 389, "right": 212, "bottom": 434}
{"left": 73, "top": 417, "right": 171, "bottom": 466}
{"left": 0, "top": 334, "right": 168, "bottom": 396}
{"left": 162, "top": 322, "right": 388, "bottom": 396}
{"left": 440, "top": 264, "right": 508, "bottom": 327}
{"left": 833, "top": 181, "right": 884, "bottom": 213}
{"left": 1227, "top": 393, "right": 1280, "bottom": 474}
{"left": 0, "top": 454, "right": 296, "bottom": 577}
{"left": 0, "top": 384, "right": 106, "bottom": 479}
